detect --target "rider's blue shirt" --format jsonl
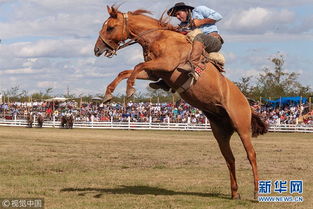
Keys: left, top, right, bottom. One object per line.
{"left": 192, "top": 6, "right": 222, "bottom": 34}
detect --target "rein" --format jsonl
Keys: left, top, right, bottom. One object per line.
{"left": 99, "top": 12, "right": 166, "bottom": 58}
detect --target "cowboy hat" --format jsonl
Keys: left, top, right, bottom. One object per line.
{"left": 167, "top": 2, "right": 194, "bottom": 16}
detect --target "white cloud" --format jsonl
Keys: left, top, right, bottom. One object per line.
{"left": 0, "top": 67, "right": 35, "bottom": 75}
{"left": 37, "top": 81, "right": 58, "bottom": 88}
{"left": 222, "top": 7, "right": 294, "bottom": 34}
{"left": 0, "top": 0, "right": 312, "bottom": 95}
{"left": 0, "top": 0, "right": 11, "bottom": 4}
{"left": 238, "top": 7, "right": 270, "bottom": 28}
{"left": 0, "top": 39, "right": 92, "bottom": 58}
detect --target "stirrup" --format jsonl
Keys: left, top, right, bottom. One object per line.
{"left": 177, "top": 62, "right": 192, "bottom": 71}
{"left": 188, "top": 71, "right": 199, "bottom": 81}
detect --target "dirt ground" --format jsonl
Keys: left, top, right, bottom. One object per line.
{"left": 0, "top": 127, "right": 312, "bottom": 209}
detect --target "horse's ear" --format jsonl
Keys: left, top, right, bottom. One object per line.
{"left": 107, "top": 5, "right": 112, "bottom": 14}
{"left": 107, "top": 5, "right": 117, "bottom": 18}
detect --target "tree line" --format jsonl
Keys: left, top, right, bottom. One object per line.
{"left": 0, "top": 85, "right": 178, "bottom": 104}
{"left": 1, "top": 55, "right": 312, "bottom": 104}
{"left": 234, "top": 54, "right": 312, "bottom": 100}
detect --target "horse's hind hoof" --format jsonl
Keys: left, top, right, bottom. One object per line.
{"left": 126, "top": 87, "right": 136, "bottom": 98}
{"left": 254, "top": 191, "right": 258, "bottom": 200}
{"left": 103, "top": 94, "right": 113, "bottom": 103}
{"left": 232, "top": 193, "right": 241, "bottom": 200}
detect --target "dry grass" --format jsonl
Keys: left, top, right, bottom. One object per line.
{"left": 0, "top": 127, "right": 312, "bottom": 209}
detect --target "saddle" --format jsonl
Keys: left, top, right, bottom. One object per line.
{"left": 205, "top": 50, "right": 225, "bottom": 70}
{"left": 176, "top": 51, "right": 225, "bottom": 73}
{"left": 175, "top": 53, "right": 225, "bottom": 94}
{"left": 174, "top": 30, "right": 226, "bottom": 93}
{"left": 185, "top": 28, "right": 225, "bottom": 72}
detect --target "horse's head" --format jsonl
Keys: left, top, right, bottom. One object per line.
{"left": 94, "top": 6, "right": 129, "bottom": 57}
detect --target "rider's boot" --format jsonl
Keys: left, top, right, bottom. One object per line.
{"left": 149, "top": 79, "right": 170, "bottom": 91}
{"left": 188, "top": 40, "right": 205, "bottom": 81}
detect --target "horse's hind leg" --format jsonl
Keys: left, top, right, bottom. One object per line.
{"left": 237, "top": 125, "right": 259, "bottom": 199}
{"left": 209, "top": 119, "right": 240, "bottom": 199}
{"left": 104, "top": 70, "right": 156, "bottom": 103}
{"left": 226, "top": 105, "right": 259, "bottom": 199}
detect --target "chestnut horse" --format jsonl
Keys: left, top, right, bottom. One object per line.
{"left": 94, "top": 6, "right": 268, "bottom": 199}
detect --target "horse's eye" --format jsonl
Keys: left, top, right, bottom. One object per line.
{"left": 107, "top": 26, "right": 114, "bottom": 32}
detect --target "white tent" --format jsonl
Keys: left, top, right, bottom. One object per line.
{"left": 92, "top": 96, "right": 103, "bottom": 101}
{"left": 45, "top": 97, "right": 68, "bottom": 102}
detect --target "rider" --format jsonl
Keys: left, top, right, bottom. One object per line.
{"left": 149, "top": 2, "right": 223, "bottom": 91}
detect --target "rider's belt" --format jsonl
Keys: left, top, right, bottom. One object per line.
{"left": 209, "top": 32, "right": 224, "bottom": 44}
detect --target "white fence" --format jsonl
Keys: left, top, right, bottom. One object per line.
{"left": 0, "top": 118, "right": 313, "bottom": 133}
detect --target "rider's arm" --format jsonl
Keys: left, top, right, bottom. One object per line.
{"left": 192, "top": 18, "right": 216, "bottom": 27}
{"left": 191, "top": 6, "right": 222, "bottom": 27}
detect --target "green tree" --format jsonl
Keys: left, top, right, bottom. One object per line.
{"left": 253, "top": 54, "right": 311, "bottom": 98}
{"left": 44, "top": 88, "right": 53, "bottom": 97}
{"left": 234, "top": 76, "right": 253, "bottom": 97}
{"left": 145, "top": 86, "right": 177, "bottom": 103}
{"left": 31, "top": 88, "right": 53, "bottom": 101}
{"left": 4, "top": 86, "right": 28, "bottom": 102}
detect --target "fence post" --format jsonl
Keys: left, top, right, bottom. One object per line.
{"left": 187, "top": 116, "right": 190, "bottom": 130}
{"left": 111, "top": 116, "right": 113, "bottom": 128}
{"left": 149, "top": 116, "right": 152, "bottom": 129}
{"left": 128, "top": 116, "right": 131, "bottom": 130}
{"left": 53, "top": 115, "right": 55, "bottom": 128}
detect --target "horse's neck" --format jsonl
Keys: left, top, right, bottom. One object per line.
{"left": 128, "top": 15, "right": 162, "bottom": 45}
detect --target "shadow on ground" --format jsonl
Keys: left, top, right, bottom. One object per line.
{"left": 61, "top": 185, "right": 232, "bottom": 200}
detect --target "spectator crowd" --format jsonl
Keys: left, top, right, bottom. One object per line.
{"left": 0, "top": 99, "right": 312, "bottom": 125}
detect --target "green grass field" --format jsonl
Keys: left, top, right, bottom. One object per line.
{"left": 0, "top": 127, "right": 312, "bottom": 209}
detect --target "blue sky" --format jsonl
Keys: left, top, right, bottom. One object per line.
{"left": 0, "top": 0, "right": 312, "bottom": 96}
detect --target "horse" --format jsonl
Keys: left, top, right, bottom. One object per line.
{"left": 26, "top": 113, "right": 33, "bottom": 128}
{"left": 61, "top": 115, "right": 74, "bottom": 129}
{"left": 37, "top": 114, "right": 44, "bottom": 128}
{"left": 94, "top": 6, "right": 268, "bottom": 199}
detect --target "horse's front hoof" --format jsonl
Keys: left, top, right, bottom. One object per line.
{"left": 103, "top": 94, "right": 113, "bottom": 103}
{"left": 126, "top": 87, "right": 136, "bottom": 98}
{"left": 232, "top": 193, "right": 241, "bottom": 200}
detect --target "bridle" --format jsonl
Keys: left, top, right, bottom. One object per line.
{"left": 98, "top": 13, "right": 136, "bottom": 58}
{"left": 98, "top": 12, "right": 165, "bottom": 58}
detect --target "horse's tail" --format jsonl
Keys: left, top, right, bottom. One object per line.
{"left": 251, "top": 111, "right": 268, "bottom": 137}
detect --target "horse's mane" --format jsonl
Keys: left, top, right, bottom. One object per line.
{"left": 110, "top": 5, "right": 176, "bottom": 31}
{"left": 110, "top": 4, "right": 152, "bottom": 16}
{"left": 158, "top": 10, "right": 177, "bottom": 31}
{"left": 131, "top": 9, "right": 152, "bottom": 16}
{"left": 131, "top": 9, "right": 177, "bottom": 31}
